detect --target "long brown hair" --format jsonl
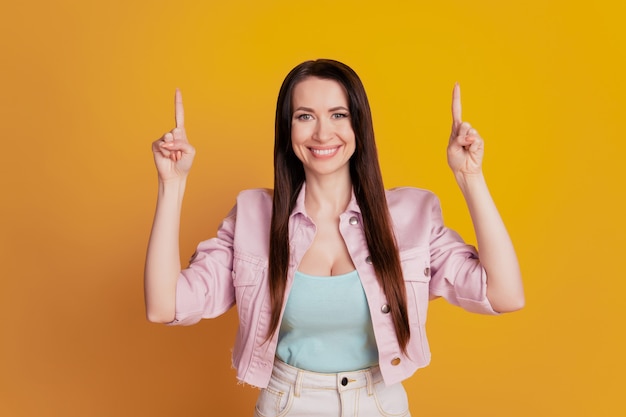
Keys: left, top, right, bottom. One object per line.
{"left": 268, "top": 59, "right": 410, "bottom": 352}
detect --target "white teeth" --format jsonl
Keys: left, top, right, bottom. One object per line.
{"left": 311, "top": 147, "right": 338, "bottom": 155}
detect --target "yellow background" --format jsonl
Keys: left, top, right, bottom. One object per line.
{"left": 1, "top": 0, "right": 625, "bottom": 415}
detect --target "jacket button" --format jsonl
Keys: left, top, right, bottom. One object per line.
{"left": 381, "top": 304, "right": 390, "bottom": 314}
{"left": 349, "top": 216, "right": 359, "bottom": 225}
{"left": 341, "top": 377, "right": 348, "bottom": 386}
{"left": 365, "top": 256, "right": 373, "bottom": 265}
{"left": 424, "top": 267, "right": 430, "bottom": 277}
{"left": 391, "top": 357, "right": 401, "bottom": 366}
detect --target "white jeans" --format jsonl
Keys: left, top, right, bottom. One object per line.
{"left": 254, "top": 359, "right": 411, "bottom": 417}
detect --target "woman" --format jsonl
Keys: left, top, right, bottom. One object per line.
{"left": 145, "top": 59, "right": 524, "bottom": 416}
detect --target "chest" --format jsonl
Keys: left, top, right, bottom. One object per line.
{"left": 296, "top": 217, "right": 356, "bottom": 276}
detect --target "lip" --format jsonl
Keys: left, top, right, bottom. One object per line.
{"left": 308, "top": 146, "right": 341, "bottom": 158}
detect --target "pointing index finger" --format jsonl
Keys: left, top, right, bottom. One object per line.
{"left": 452, "top": 82, "right": 462, "bottom": 127}
{"left": 175, "top": 88, "right": 185, "bottom": 128}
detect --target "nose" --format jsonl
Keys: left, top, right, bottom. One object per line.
{"left": 312, "top": 118, "right": 333, "bottom": 142}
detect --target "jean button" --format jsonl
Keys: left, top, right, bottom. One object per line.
{"left": 341, "top": 377, "right": 348, "bottom": 386}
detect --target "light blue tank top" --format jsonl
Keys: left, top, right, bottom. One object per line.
{"left": 276, "top": 270, "right": 379, "bottom": 373}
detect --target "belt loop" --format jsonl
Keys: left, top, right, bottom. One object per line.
{"left": 365, "top": 369, "right": 374, "bottom": 396}
{"left": 294, "top": 369, "right": 303, "bottom": 397}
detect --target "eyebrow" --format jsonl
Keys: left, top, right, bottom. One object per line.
{"left": 293, "top": 106, "right": 350, "bottom": 113}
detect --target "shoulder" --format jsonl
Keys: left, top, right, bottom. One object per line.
{"left": 230, "top": 188, "right": 273, "bottom": 224}
{"left": 384, "top": 187, "right": 443, "bottom": 249}
{"left": 227, "top": 189, "right": 273, "bottom": 255}
{"left": 385, "top": 186, "right": 440, "bottom": 211}
{"left": 234, "top": 188, "right": 274, "bottom": 211}
{"left": 236, "top": 188, "right": 273, "bottom": 203}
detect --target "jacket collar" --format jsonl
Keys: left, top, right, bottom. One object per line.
{"left": 290, "top": 182, "right": 362, "bottom": 218}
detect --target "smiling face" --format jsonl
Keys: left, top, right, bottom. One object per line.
{"left": 290, "top": 77, "right": 356, "bottom": 180}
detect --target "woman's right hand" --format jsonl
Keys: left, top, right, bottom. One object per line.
{"left": 152, "top": 89, "right": 196, "bottom": 181}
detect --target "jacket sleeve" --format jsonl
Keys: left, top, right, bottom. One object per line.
{"left": 428, "top": 195, "right": 499, "bottom": 315}
{"left": 168, "top": 207, "right": 237, "bottom": 326}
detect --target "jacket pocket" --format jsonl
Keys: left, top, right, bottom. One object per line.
{"left": 232, "top": 250, "right": 267, "bottom": 327}
{"left": 233, "top": 250, "right": 266, "bottom": 285}
{"left": 400, "top": 247, "right": 431, "bottom": 325}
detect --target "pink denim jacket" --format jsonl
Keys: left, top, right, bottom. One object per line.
{"left": 170, "top": 185, "right": 497, "bottom": 388}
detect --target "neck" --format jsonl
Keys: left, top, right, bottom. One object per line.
{"left": 303, "top": 173, "right": 352, "bottom": 217}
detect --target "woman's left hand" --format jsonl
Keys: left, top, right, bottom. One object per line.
{"left": 447, "top": 83, "right": 484, "bottom": 178}
{"left": 446, "top": 84, "right": 525, "bottom": 313}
